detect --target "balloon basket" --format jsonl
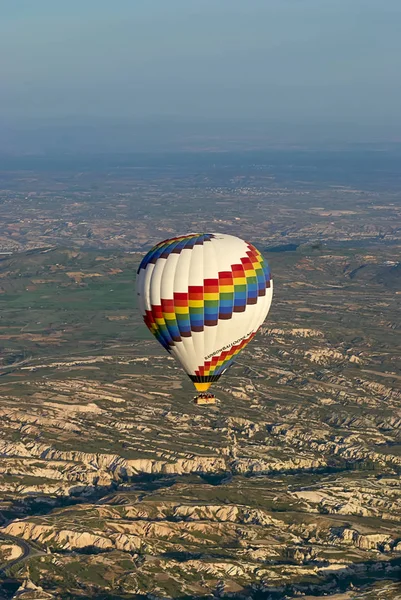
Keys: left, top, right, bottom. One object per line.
{"left": 193, "top": 393, "right": 217, "bottom": 406}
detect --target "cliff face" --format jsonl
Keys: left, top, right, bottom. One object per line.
{"left": 0, "top": 438, "right": 338, "bottom": 487}
{"left": 4, "top": 499, "right": 400, "bottom": 556}
{"left": 12, "top": 578, "right": 55, "bottom": 599}
{"left": 2, "top": 496, "right": 400, "bottom": 599}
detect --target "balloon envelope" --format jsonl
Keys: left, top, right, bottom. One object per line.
{"left": 137, "top": 233, "right": 273, "bottom": 391}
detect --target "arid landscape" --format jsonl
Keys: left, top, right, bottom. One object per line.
{"left": 0, "top": 149, "right": 400, "bottom": 599}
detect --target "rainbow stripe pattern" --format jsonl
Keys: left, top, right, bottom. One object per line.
{"left": 195, "top": 331, "right": 257, "bottom": 378}
{"left": 138, "top": 232, "right": 274, "bottom": 389}
{"left": 142, "top": 240, "right": 271, "bottom": 350}
{"left": 144, "top": 306, "right": 173, "bottom": 351}
{"left": 137, "top": 233, "right": 214, "bottom": 273}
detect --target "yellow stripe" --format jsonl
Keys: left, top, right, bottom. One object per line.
{"left": 189, "top": 300, "right": 204, "bottom": 308}
{"left": 174, "top": 306, "right": 189, "bottom": 314}
{"left": 204, "top": 293, "right": 219, "bottom": 300}
{"left": 233, "top": 277, "right": 246, "bottom": 285}
{"left": 219, "top": 285, "right": 234, "bottom": 293}
{"left": 163, "top": 312, "right": 176, "bottom": 320}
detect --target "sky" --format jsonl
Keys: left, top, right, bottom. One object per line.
{"left": 1, "top": 0, "right": 401, "bottom": 144}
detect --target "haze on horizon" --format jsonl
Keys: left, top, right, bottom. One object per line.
{"left": 1, "top": 0, "right": 401, "bottom": 150}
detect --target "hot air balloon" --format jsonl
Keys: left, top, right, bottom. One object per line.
{"left": 136, "top": 233, "right": 273, "bottom": 397}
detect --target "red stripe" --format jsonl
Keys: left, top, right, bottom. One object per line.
{"left": 161, "top": 299, "right": 174, "bottom": 310}
{"left": 174, "top": 298, "right": 189, "bottom": 307}
{"left": 241, "top": 257, "right": 253, "bottom": 266}
{"left": 145, "top": 310, "right": 155, "bottom": 324}
{"left": 152, "top": 306, "right": 163, "bottom": 318}
{"left": 246, "top": 249, "right": 258, "bottom": 258}
{"left": 232, "top": 263, "right": 245, "bottom": 272}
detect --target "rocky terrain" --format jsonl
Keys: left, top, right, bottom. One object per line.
{"left": 0, "top": 152, "right": 400, "bottom": 598}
